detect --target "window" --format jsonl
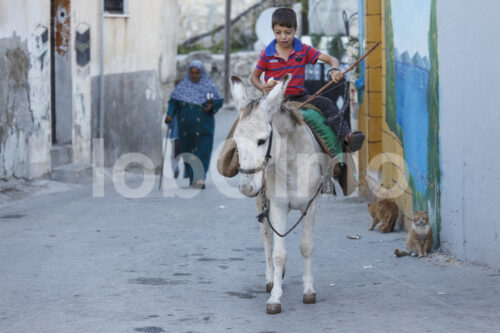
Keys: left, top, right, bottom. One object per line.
{"left": 104, "top": 0, "right": 128, "bottom": 15}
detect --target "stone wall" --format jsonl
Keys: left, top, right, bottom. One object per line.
{"left": 308, "top": 0, "right": 358, "bottom": 36}
{"left": 175, "top": 51, "right": 262, "bottom": 102}
{"left": 177, "top": 0, "right": 299, "bottom": 50}
{"left": 178, "top": 0, "right": 262, "bottom": 45}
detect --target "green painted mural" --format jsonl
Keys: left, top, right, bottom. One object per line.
{"left": 384, "top": 0, "right": 441, "bottom": 245}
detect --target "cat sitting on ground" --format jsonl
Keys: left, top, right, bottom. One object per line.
{"left": 367, "top": 199, "right": 399, "bottom": 233}
{"left": 394, "top": 211, "right": 433, "bottom": 257}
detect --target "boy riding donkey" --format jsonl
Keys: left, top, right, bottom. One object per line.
{"left": 217, "top": 7, "right": 364, "bottom": 192}
{"left": 252, "top": 7, "right": 364, "bottom": 151}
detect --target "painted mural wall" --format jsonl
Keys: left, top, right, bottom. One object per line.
{"left": 383, "top": 0, "right": 441, "bottom": 244}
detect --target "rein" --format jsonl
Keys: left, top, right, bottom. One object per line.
{"left": 257, "top": 181, "right": 322, "bottom": 238}
{"left": 243, "top": 124, "right": 321, "bottom": 238}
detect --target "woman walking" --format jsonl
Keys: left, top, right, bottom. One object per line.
{"left": 165, "top": 60, "right": 224, "bottom": 189}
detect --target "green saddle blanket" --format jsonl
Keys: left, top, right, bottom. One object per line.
{"left": 300, "top": 108, "right": 343, "bottom": 162}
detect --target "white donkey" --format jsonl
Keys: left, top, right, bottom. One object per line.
{"left": 230, "top": 74, "right": 328, "bottom": 314}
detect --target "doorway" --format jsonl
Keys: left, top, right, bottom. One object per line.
{"left": 51, "top": 0, "right": 73, "bottom": 145}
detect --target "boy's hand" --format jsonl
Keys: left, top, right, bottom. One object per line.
{"left": 330, "top": 69, "right": 344, "bottom": 83}
{"left": 264, "top": 78, "right": 278, "bottom": 93}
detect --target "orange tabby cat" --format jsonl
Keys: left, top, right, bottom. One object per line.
{"left": 394, "top": 211, "right": 433, "bottom": 257}
{"left": 367, "top": 199, "right": 399, "bottom": 233}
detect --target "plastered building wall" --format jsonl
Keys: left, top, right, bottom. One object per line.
{"left": 0, "top": 0, "right": 178, "bottom": 179}
{"left": 89, "top": 0, "right": 177, "bottom": 167}
{"left": 71, "top": 0, "right": 177, "bottom": 167}
{"left": 438, "top": 0, "right": 500, "bottom": 268}
{"left": 0, "top": 0, "right": 52, "bottom": 180}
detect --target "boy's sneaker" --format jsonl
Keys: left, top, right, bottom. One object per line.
{"left": 345, "top": 131, "right": 365, "bottom": 152}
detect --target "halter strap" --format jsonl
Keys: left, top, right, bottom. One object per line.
{"left": 238, "top": 125, "right": 273, "bottom": 175}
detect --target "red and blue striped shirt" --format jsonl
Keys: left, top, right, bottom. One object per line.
{"left": 256, "top": 37, "right": 321, "bottom": 95}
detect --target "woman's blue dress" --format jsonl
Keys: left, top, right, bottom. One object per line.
{"left": 167, "top": 98, "right": 223, "bottom": 183}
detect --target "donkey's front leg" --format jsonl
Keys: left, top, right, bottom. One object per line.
{"left": 300, "top": 200, "right": 317, "bottom": 304}
{"left": 257, "top": 195, "right": 274, "bottom": 292}
{"left": 266, "top": 201, "right": 288, "bottom": 314}
{"left": 261, "top": 218, "right": 273, "bottom": 292}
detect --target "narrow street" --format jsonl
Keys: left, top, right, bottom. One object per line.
{"left": 0, "top": 110, "right": 499, "bottom": 333}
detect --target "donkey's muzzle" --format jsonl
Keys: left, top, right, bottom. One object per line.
{"left": 239, "top": 183, "right": 258, "bottom": 197}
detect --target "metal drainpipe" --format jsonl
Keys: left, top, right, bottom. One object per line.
{"left": 99, "top": 0, "right": 105, "bottom": 138}
{"left": 224, "top": 0, "right": 231, "bottom": 102}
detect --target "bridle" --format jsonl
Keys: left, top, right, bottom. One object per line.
{"left": 236, "top": 123, "right": 321, "bottom": 238}
{"left": 237, "top": 125, "right": 273, "bottom": 175}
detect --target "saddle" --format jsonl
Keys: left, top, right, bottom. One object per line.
{"left": 285, "top": 101, "right": 343, "bottom": 159}
{"left": 216, "top": 101, "right": 357, "bottom": 196}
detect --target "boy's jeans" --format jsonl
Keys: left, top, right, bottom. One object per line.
{"left": 286, "top": 93, "right": 351, "bottom": 142}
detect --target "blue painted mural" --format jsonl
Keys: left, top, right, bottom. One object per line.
{"left": 394, "top": 50, "right": 430, "bottom": 195}
{"left": 385, "top": 0, "right": 441, "bottom": 243}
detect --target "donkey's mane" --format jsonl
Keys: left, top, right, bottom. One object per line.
{"left": 282, "top": 102, "right": 305, "bottom": 126}
{"left": 241, "top": 98, "right": 262, "bottom": 120}
{"left": 241, "top": 98, "right": 304, "bottom": 126}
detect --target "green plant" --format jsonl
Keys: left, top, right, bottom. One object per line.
{"left": 347, "top": 36, "right": 359, "bottom": 48}
{"left": 327, "top": 33, "right": 346, "bottom": 59}
{"left": 310, "top": 33, "right": 323, "bottom": 48}
{"left": 211, "top": 39, "right": 224, "bottom": 54}
{"left": 230, "top": 26, "right": 257, "bottom": 52}
{"left": 177, "top": 43, "right": 206, "bottom": 54}
{"left": 300, "top": 0, "right": 309, "bottom": 35}
{"left": 346, "top": 36, "right": 360, "bottom": 76}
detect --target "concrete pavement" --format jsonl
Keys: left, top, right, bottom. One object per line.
{"left": 0, "top": 109, "right": 499, "bottom": 333}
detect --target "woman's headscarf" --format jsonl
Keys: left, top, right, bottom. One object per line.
{"left": 170, "top": 60, "right": 223, "bottom": 105}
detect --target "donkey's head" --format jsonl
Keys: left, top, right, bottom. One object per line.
{"left": 230, "top": 74, "right": 292, "bottom": 197}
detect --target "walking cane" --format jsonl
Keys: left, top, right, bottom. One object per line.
{"left": 159, "top": 123, "right": 171, "bottom": 190}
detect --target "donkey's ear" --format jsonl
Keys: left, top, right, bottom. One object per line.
{"left": 262, "top": 73, "right": 292, "bottom": 112}
{"left": 230, "top": 75, "right": 248, "bottom": 110}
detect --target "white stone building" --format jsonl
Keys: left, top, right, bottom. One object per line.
{"left": 0, "top": 0, "right": 178, "bottom": 181}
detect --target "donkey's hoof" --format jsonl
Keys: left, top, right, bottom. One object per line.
{"left": 266, "top": 282, "right": 273, "bottom": 293}
{"left": 266, "top": 303, "right": 281, "bottom": 314}
{"left": 303, "top": 292, "right": 316, "bottom": 304}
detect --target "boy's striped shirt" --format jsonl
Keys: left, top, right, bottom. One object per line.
{"left": 256, "top": 37, "right": 321, "bottom": 95}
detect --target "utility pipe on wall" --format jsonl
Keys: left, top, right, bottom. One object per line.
{"left": 98, "top": 0, "right": 105, "bottom": 138}
{"left": 224, "top": 0, "right": 231, "bottom": 102}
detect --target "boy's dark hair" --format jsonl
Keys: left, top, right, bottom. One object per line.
{"left": 272, "top": 8, "right": 297, "bottom": 29}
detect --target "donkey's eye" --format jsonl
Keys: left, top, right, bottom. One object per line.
{"left": 257, "top": 138, "right": 267, "bottom": 146}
